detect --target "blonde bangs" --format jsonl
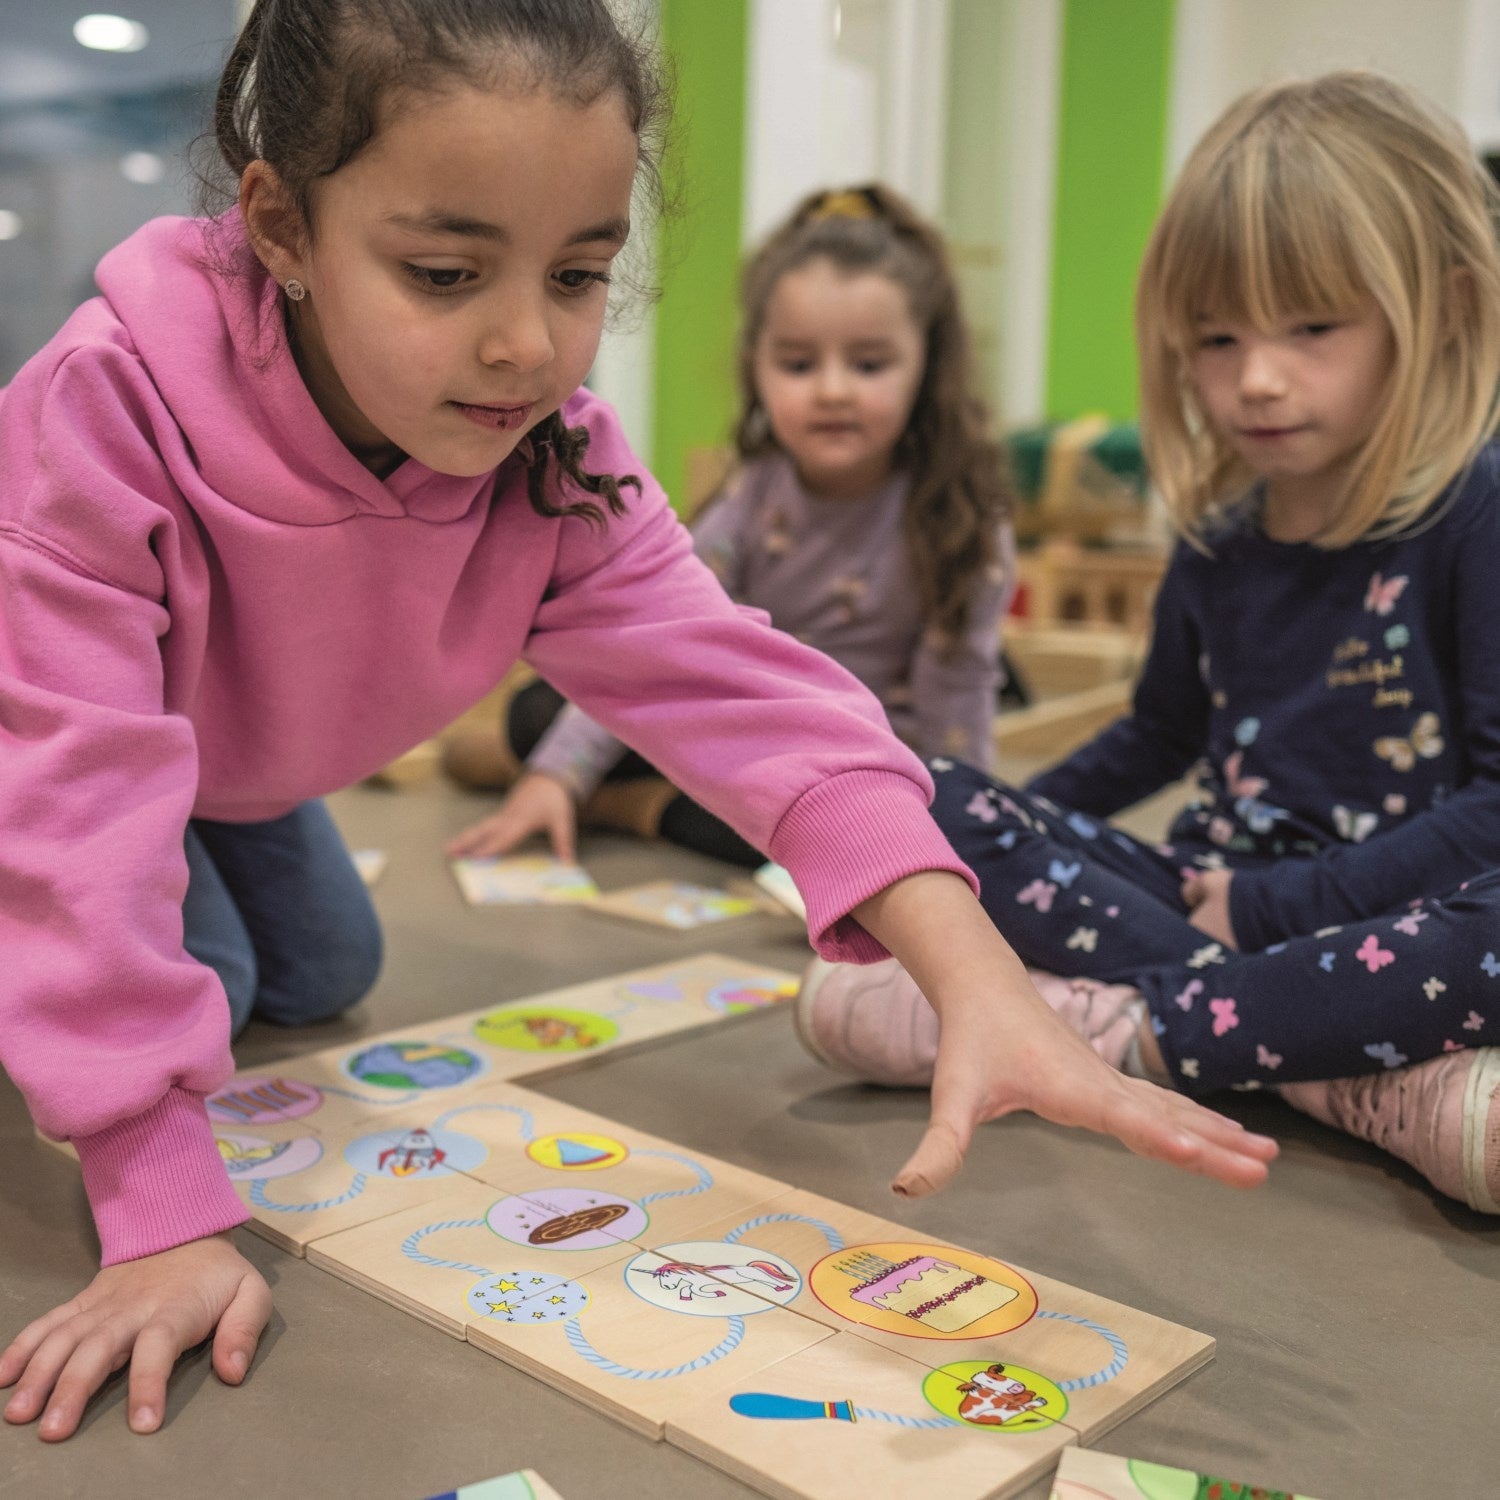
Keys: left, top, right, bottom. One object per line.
{"left": 1168, "top": 143, "right": 1370, "bottom": 349}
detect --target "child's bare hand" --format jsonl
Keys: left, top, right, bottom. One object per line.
{"left": 1181, "top": 868, "right": 1238, "bottom": 949}
{"left": 893, "top": 994, "right": 1278, "bottom": 1198}
{"left": 445, "top": 771, "right": 577, "bottom": 862}
{"left": 0, "top": 1233, "right": 271, "bottom": 1441}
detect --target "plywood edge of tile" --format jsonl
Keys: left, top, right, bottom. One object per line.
{"left": 462, "top": 1321, "right": 666, "bottom": 1441}
{"left": 1058, "top": 1335, "right": 1215, "bottom": 1445}
{"left": 304, "top": 1252, "right": 470, "bottom": 1340}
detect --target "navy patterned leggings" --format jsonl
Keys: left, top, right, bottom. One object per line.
{"left": 931, "top": 759, "right": 1500, "bottom": 1096}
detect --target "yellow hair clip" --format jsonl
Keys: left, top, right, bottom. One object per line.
{"left": 809, "top": 188, "right": 879, "bottom": 221}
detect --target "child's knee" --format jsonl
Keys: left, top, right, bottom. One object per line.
{"left": 256, "top": 915, "right": 383, "bottom": 1027}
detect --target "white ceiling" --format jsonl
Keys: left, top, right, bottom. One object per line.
{"left": 0, "top": 2, "right": 240, "bottom": 110}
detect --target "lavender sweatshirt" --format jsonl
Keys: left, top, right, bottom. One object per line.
{"left": 530, "top": 454, "right": 1015, "bottom": 797}
{"left": 0, "top": 215, "right": 974, "bottom": 1265}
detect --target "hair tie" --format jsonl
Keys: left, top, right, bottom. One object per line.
{"left": 809, "top": 187, "right": 880, "bottom": 222}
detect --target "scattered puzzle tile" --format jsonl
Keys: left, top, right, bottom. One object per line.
{"left": 420, "top": 1470, "right": 566, "bottom": 1500}
{"left": 450, "top": 855, "right": 599, "bottom": 906}
{"left": 1049, "top": 1445, "right": 1319, "bottom": 1499}
{"left": 586, "top": 880, "right": 761, "bottom": 931}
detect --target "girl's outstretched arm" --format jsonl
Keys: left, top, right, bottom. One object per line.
{"left": 0, "top": 1234, "right": 270, "bottom": 1441}
{"left": 851, "top": 871, "right": 1280, "bottom": 1195}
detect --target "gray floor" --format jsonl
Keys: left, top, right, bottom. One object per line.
{"left": 2, "top": 776, "right": 1497, "bottom": 1500}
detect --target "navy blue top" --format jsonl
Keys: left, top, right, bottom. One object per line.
{"left": 1028, "top": 446, "right": 1500, "bottom": 949}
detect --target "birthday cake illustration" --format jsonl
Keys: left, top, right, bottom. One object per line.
{"left": 836, "top": 1251, "right": 1018, "bottom": 1333}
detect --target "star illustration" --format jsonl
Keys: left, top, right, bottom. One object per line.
{"left": 494, "top": 1278, "right": 520, "bottom": 1293}
{"left": 487, "top": 1299, "right": 516, "bottom": 1316}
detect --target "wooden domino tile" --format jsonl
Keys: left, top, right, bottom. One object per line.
{"left": 664, "top": 1332, "right": 1076, "bottom": 1500}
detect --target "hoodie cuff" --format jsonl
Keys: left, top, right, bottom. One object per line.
{"left": 73, "top": 1086, "right": 250, "bottom": 1266}
{"left": 770, "top": 768, "right": 979, "bottom": 963}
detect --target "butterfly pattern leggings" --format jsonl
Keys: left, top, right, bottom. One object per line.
{"left": 930, "top": 758, "right": 1500, "bottom": 1096}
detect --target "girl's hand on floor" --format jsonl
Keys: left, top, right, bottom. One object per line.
{"left": 0, "top": 1233, "right": 271, "bottom": 1441}
{"left": 1181, "top": 869, "right": 1238, "bottom": 949}
{"left": 445, "top": 771, "right": 578, "bottom": 863}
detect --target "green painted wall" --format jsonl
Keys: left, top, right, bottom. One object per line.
{"left": 653, "top": 0, "right": 748, "bottom": 513}
{"left": 942, "top": 0, "right": 1008, "bottom": 416}
{"left": 1045, "top": 0, "right": 1175, "bottom": 421}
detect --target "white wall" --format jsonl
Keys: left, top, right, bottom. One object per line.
{"left": 743, "top": 0, "right": 951, "bottom": 246}
{"left": 1168, "top": 0, "right": 1471, "bottom": 174}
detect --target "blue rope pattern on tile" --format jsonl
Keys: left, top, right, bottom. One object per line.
{"left": 401, "top": 1218, "right": 493, "bottom": 1276}
{"left": 248, "top": 1172, "right": 368, "bottom": 1212}
{"left": 562, "top": 1314, "right": 746, "bottom": 1379}
{"left": 1035, "top": 1309, "right": 1128, "bottom": 1390}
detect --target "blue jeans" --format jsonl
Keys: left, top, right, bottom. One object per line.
{"left": 183, "top": 800, "right": 383, "bottom": 1038}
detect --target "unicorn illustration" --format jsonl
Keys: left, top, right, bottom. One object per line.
{"left": 637, "top": 1258, "right": 795, "bottom": 1302}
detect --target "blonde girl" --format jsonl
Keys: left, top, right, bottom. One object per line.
{"left": 800, "top": 72, "right": 1500, "bottom": 1215}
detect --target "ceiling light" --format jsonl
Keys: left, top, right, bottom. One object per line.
{"left": 120, "top": 151, "right": 164, "bottom": 184}
{"left": 0, "top": 211, "right": 22, "bottom": 240}
{"left": 73, "top": 14, "right": 149, "bottom": 53}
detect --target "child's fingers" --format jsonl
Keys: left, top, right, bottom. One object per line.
{"left": 1155, "top": 1089, "right": 1280, "bottom": 1159}
{"left": 3, "top": 1317, "right": 90, "bottom": 1427}
{"left": 0, "top": 1301, "right": 83, "bottom": 1389}
{"left": 210, "top": 1272, "right": 273, "bottom": 1388}
{"left": 1095, "top": 1085, "right": 1274, "bottom": 1189}
{"left": 7, "top": 1318, "right": 124, "bottom": 1439}
{"left": 891, "top": 1113, "right": 971, "bottom": 1199}
{"left": 444, "top": 824, "right": 487, "bottom": 857}
{"left": 124, "top": 1321, "right": 191, "bottom": 1434}
{"left": 549, "top": 812, "right": 576, "bottom": 865}
{"left": 449, "top": 816, "right": 517, "bottom": 860}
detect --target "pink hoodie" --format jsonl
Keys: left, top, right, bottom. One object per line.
{"left": 0, "top": 215, "right": 975, "bottom": 1266}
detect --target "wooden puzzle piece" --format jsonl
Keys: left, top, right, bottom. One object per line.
{"left": 586, "top": 880, "right": 761, "bottom": 931}
{"left": 1049, "top": 1446, "right": 1319, "bottom": 1499}
{"left": 431, "top": 953, "right": 802, "bottom": 1067}
{"left": 195, "top": 958, "right": 800, "bottom": 1176}
{"left": 465, "top": 1245, "right": 832, "bottom": 1440}
{"left": 664, "top": 1331, "right": 1076, "bottom": 1500}
{"left": 266, "top": 955, "right": 801, "bottom": 1106}
{"left": 437, "top": 1081, "right": 793, "bottom": 1247}
{"left": 206, "top": 1061, "right": 430, "bottom": 1147}
{"left": 422, "top": 1470, "right": 567, "bottom": 1500}
{"left": 308, "top": 1178, "right": 641, "bottom": 1338}
{"left": 450, "top": 855, "right": 599, "bottom": 906}
{"left": 225, "top": 1098, "right": 515, "bottom": 1256}
{"left": 634, "top": 1189, "right": 1212, "bottom": 1444}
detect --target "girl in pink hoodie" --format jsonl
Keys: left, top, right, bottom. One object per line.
{"left": 0, "top": 0, "right": 1274, "bottom": 1444}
